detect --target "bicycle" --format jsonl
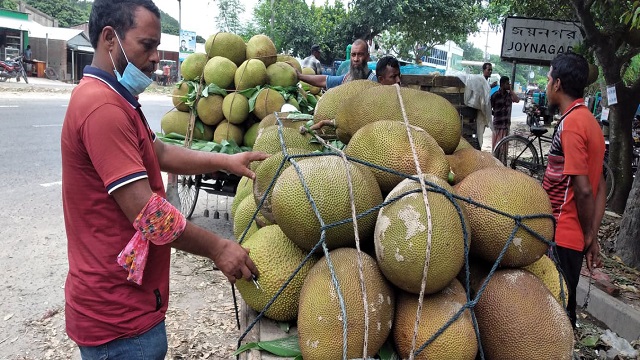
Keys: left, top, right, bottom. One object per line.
{"left": 492, "top": 122, "right": 614, "bottom": 202}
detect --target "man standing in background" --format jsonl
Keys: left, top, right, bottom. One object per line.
{"left": 490, "top": 75, "right": 520, "bottom": 153}
{"left": 302, "top": 44, "right": 322, "bottom": 75}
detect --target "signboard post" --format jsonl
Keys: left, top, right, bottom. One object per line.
{"left": 501, "top": 17, "right": 584, "bottom": 65}
{"left": 179, "top": 29, "right": 196, "bottom": 62}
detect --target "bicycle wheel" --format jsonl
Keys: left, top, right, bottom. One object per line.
{"left": 177, "top": 174, "right": 200, "bottom": 219}
{"left": 602, "top": 161, "right": 614, "bottom": 203}
{"left": 21, "top": 67, "right": 28, "bottom": 84}
{"left": 493, "top": 135, "right": 541, "bottom": 178}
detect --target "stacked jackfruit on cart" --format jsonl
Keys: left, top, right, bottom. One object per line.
{"left": 158, "top": 32, "right": 574, "bottom": 360}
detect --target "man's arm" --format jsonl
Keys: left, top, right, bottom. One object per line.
{"left": 572, "top": 174, "right": 598, "bottom": 267}
{"left": 297, "top": 72, "right": 327, "bottom": 88}
{"left": 112, "top": 179, "right": 258, "bottom": 283}
{"left": 509, "top": 86, "right": 520, "bottom": 103}
{"left": 585, "top": 174, "right": 607, "bottom": 270}
{"left": 154, "top": 140, "right": 268, "bottom": 178}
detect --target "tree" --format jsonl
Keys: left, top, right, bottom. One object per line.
{"left": 0, "top": 0, "right": 18, "bottom": 10}
{"left": 616, "top": 173, "right": 640, "bottom": 268}
{"left": 460, "top": 41, "right": 486, "bottom": 62}
{"left": 25, "top": 0, "right": 91, "bottom": 28}
{"left": 488, "top": 0, "right": 640, "bottom": 215}
{"left": 215, "top": 0, "right": 243, "bottom": 34}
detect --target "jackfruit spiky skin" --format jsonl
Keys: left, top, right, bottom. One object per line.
{"left": 246, "top": 34, "right": 277, "bottom": 67}
{"left": 222, "top": 92, "right": 250, "bottom": 125}
{"left": 523, "top": 254, "right": 569, "bottom": 305}
{"left": 180, "top": 52, "right": 208, "bottom": 81}
{"left": 455, "top": 167, "right": 553, "bottom": 267}
{"left": 235, "top": 59, "right": 268, "bottom": 91}
{"left": 213, "top": 120, "right": 243, "bottom": 145}
{"left": 205, "top": 32, "right": 246, "bottom": 66}
{"left": 314, "top": 80, "right": 380, "bottom": 141}
{"left": 271, "top": 155, "right": 383, "bottom": 252}
{"left": 172, "top": 82, "right": 190, "bottom": 112}
{"left": 266, "top": 62, "right": 297, "bottom": 87}
{"left": 161, "top": 110, "right": 213, "bottom": 141}
{"left": 474, "top": 269, "right": 574, "bottom": 360}
{"left": 253, "top": 148, "right": 313, "bottom": 223}
{"left": 375, "top": 175, "right": 469, "bottom": 294}
{"left": 203, "top": 56, "right": 237, "bottom": 89}
{"left": 252, "top": 125, "right": 323, "bottom": 155}
{"left": 446, "top": 148, "right": 503, "bottom": 184}
{"left": 231, "top": 176, "right": 253, "bottom": 219}
{"left": 233, "top": 195, "right": 259, "bottom": 242}
{"left": 236, "top": 225, "right": 319, "bottom": 322}
{"left": 335, "top": 86, "right": 461, "bottom": 153}
{"left": 196, "top": 94, "right": 224, "bottom": 126}
{"left": 393, "top": 279, "right": 478, "bottom": 360}
{"left": 277, "top": 54, "right": 301, "bottom": 73}
{"left": 243, "top": 123, "right": 261, "bottom": 148}
{"left": 253, "top": 88, "right": 285, "bottom": 120}
{"left": 297, "top": 248, "right": 395, "bottom": 360}
{"left": 344, "top": 120, "right": 450, "bottom": 193}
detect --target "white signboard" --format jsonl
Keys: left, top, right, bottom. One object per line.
{"left": 606, "top": 85, "right": 618, "bottom": 106}
{"left": 179, "top": 30, "right": 197, "bottom": 61}
{"left": 501, "top": 17, "right": 584, "bottom": 64}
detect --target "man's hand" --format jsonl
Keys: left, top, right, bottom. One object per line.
{"left": 584, "top": 239, "right": 602, "bottom": 272}
{"left": 212, "top": 239, "right": 259, "bottom": 284}
{"left": 225, "top": 151, "right": 270, "bottom": 180}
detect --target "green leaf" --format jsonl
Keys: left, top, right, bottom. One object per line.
{"left": 244, "top": 86, "right": 263, "bottom": 112}
{"left": 378, "top": 339, "right": 401, "bottom": 360}
{"left": 581, "top": 335, "right": 600, "bottom": 347}
{"left": 203, "top": 83, "right": 229, "bottom": 97}
{"left": 257, "top": 336, "right": 301, "bottom": 357}
{"left": 286, "top": 113, "right": 314, "bottom": 120}
{"left": 194, "top": 119, "right": 205, "bottom": 135}
{"left": 232, "top": 342, "right": 260, "bottom": 356}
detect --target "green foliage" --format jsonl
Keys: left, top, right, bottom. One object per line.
{"left": 0, "top": 0, "right": 18, "bottom": 10}
{"left": 25, "top": 0, "right": 91, "bottom": 28}
{"left": 460, "top": 41, "right": 485, "bottom": 62}
{"left": 215, "top": 0, "right": 244, "bottom": 34}
{"left": 621, "top": 1, "right": 640, "bottom": 29}
{"left": 160, "top": 11, "right": 179, "bottom": 36}
{"left": 376, "top": 0, "right": 482, "bottom": 62}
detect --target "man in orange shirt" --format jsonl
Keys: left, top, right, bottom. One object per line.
{"left": 542, "top": 52, "right": 606, "bottom": 327}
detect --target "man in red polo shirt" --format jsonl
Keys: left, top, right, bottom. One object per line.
{"left": 61, "top": 1, "right": 267, "bottom": 358}
{"left": 542, "top": 52, "right": 606, "bottom": 328}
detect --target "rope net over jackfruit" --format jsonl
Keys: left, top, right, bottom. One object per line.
{"left": 231, "top": 84, "right": 572, "bottom": 360}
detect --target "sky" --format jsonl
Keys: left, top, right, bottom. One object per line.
{"left": 151, "top": 0, "right": 504, "bottom": 56}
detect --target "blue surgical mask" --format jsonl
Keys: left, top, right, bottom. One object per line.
{"left": 108, "top": 31, "right": 152, "bottom": 96}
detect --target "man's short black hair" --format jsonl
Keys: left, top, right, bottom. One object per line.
{"left": 550, "top": 51, "right": 588, "bottom": 99}
{"left": 482, "top": 62, "right": 492, "bottom": 71}
{"left": 311, "top": 44, "right": 320, "bottom": 53}
{"left": 89, "top": 0, "right": 160, "bottom": 48}
{"left": 500, "top": 76, "right": 509, "bottom": 86}
{"left": 376, "top": 55, "right": 400, "bottom": 77}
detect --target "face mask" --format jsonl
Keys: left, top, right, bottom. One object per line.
{"left": 108, "top": 31, "right": 152, "bottom": 96}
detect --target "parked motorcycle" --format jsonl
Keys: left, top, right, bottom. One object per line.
{"left": 0, "top": 56, "right": 28, "bottom": 84}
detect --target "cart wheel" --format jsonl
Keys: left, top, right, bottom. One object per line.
{"left": 177, "top": 175, "right": 200, "bottom": 219}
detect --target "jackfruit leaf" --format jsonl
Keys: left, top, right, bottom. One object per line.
{"left": 183, "top": 81, "right": 200, "bottom": 109}
{"left": 232, "top": 335, "right": 301, "bottom": 357}
{"left": 285, "top": 113, "right": 313, "bottom": 121}
{"left": 156, "top": 133, "right": 248, "bottom": 154}
{"left": 194, "top": 119, "right": 205, "bottom": 135}
{"left": 242, "top": 86, "right": 263, "bottom": 112}
{"left": 306, "top": 93, "right": 318, "bottom": 108}
{"left": 581, "top": 335, "right": 600, "bottom": 347}
{"left": 202, "top": 83, "right": 228, "bottom": 98}
{"left": 378, "top": 339, "right": 401, "bottom": 360}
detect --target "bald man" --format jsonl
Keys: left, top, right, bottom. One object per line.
{"left": 297, "top": 39, "right": 376, "bottom": 89}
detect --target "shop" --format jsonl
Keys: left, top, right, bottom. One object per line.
{"left": 0, "top": 9, "right": 32, "bottom": 61}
